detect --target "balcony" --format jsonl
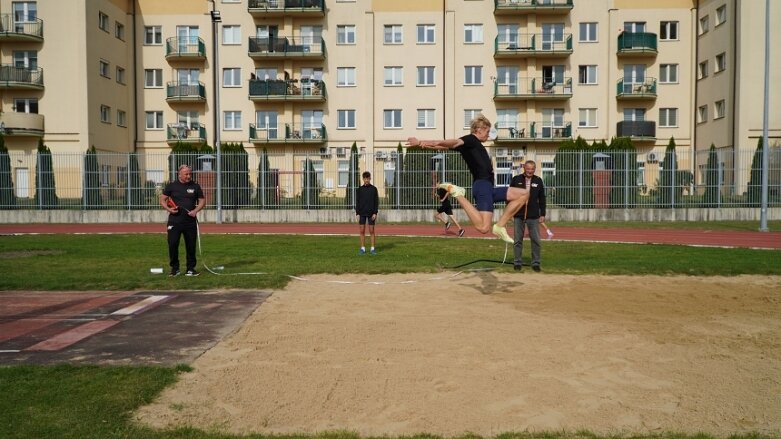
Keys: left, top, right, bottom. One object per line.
{"left": 249, "top": 78, "right": 326, "bottom": 102}
{"left": 249, "top": 122, "right": 326, "bottom": 144}
{"left": 167, "top": 123, "right": 206, "bottom": 144}
{"left": 616, "top": 78, "right": 657, "bottom": 100}
{"left": 495, "top": 34, "right": 572, "bottom": 59}
{"left": 616, "top": 120, "right": 656, "bottom": 140}
{"left": 0, "top": 14, "right": 43, "bottom": 42}
{"left": 248, "top": 0, "right": 325, "bottom": 17}
{"left": 0, "top": 112, "right": 44, "bottom": 137}
{"left": 166, "top": 81, "right": 206, "bottom": 102}
{"left": 0, "top": 65, "right": 44, "bottom": 90}
{"left": 495, "top": 0, "right": 573, "bottom": 15}
{"left": 494, "top": 77, "right": 572, "bottom": 101}
{"left": 617, "top": 32, "right": 658, "bottom": 56}
{"left": 494, "top": 122, "right": 571, "bottom": 142}
{"left": 248, "top": 36, "right": 326, "bottom": 60}
{"left": 165, "top": 37, "right": 206, "bottom": 61}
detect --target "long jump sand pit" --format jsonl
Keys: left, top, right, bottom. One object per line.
{"left": 136, "top": 273, "right": 781, "bottom": 437}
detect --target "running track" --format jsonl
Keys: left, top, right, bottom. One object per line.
{"left": 1, "top": 223, "right": 779, "bottom": 249}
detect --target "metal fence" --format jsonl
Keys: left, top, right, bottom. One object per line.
{"left": 0, "top": 147, "right": 779, "bottom": 211}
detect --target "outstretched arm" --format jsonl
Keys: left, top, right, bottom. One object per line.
{"left": 406, "top": 137, "right": 464, "bottom": 150}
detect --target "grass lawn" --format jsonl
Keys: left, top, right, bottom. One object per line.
{"left": 0, "top": 229, "right": 779, "bottom": 439}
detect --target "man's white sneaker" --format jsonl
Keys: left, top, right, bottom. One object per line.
{"left": 437, "top": 182, "right": 466, "bottom": 198}
{"left": 492, "top": 224, "right": 514, "bottom": 244}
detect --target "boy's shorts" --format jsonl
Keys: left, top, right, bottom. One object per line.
{"left": 472, "top": 179, "right": 508, "bottom": 212}
{"left": 358, "top": 215, "right": 376, "bottom": 225}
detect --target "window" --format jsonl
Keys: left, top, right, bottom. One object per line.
{"left": 659, "top": 108, "right": 678, "bottom": 127}
{"left": 224, "top": 111, "right": 242, "bottom": 130}
{"left": 579, "top": 22, "right": 597, "bottom": 42}
{"left": 117, "top": 110, "right": 127, "bottom": 127}
{"left": 116, "top": 66, "right": 126, "bottom": 84}
{"left": 714, "top": 100, "right": 725, "bottom": 119}
{"left": 384, "top": 25, "right": 402, "bottom": 44}
{"left": 384, "top": 109, "right": 402, "bottom": 129}
{"left": 337, "top": 25, "right": 356, "bottom": 44}
{"left": 144, "top": 26, "right": 162, "bottom": 45}
{"left": 145, "top": 69, "right": 163, "bottom": 87}
{"left": 417, "top": 66, "right": 435, "bottom": 86}
{"left": 255, "top": 68, "right": 277, "bottom": 80}
{"left": 464, "top": 109, "right": 482, "bottom": 129}
{"left": 99, "top": 60, "right": 110, "bottom": 78}
{"left": 497, "top": 24, "right": 519, "bottom": 47}
{"left": 100, "top": 105, "right": 111, "bottom": 123}
{"left": 417, "top": 24, "right": 435, "bottom": 44}
{"left": 716, "top": 5, "right": 726, "bottom": 26}
{"left": 115, "top": 22, "right": 125, "bottom": 40}
{"left": 699, "top": 16, "right": 709, "bottom": 35}
{"left": 578, "top": 65, "right": 597, "bottom": 84}
{"left": 496, "top": 158, "right": 512, "bottom": 187}
{"left": 146, "top": 111, "right": 163, "bottom": 129}
{"left": 698, "top": 105, "right": 708, "bottom": 123}
{"left": 337, "top": 110, "right": 356, "bottom": 129}
{"left": 660, "top": 21, "right": 678, "bottom": 40}
{"left": 698, "top": 61, "right": 708, "bottom": 79}
{"left": 578, "top": 108, "right": 597, "bottom": 127}
{"left": 715, "top": 52, "right": 726, "bottom": 73}
{"left": 464, "top": 24, "right": 483, "bottom": 43}
{"left": 417, "top": 109, "right": 435, "bottom": 129}
{"left": 338, "top": 161, "right": 349, "bottom": 187}
{"left": 222, "top": 25, "right": 241, "bottom": 44}
{"left": 99, "top": 12, "right": 109, "bottom": 32}
{"left": 337, "top": 67, "right": 356, "bottom": 86}
{"left": 464, "top": 66, "right": 482, "bottom": 85}
{"left": 659, "top": 64, "right": 678, "bottom": 83}
{"left": 384, "top": 66, "right": 403, "bottom": 86}
{"left": 223, "top": 68, "right": 241, "bottom": 87}
{"left": 14, "top": 98, "right": 38, "bottom": 114}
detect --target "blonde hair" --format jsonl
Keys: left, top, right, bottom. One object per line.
{"left": 469, "top": 114, "right": 492, "bottom": 133}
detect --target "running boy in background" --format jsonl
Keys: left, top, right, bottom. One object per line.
{"left": 355, "top": 171, "right": 379, "bottom": 255}
{"left": 434, "top": 187, "right": 465, "bottom": 237}
{"left": 407, "top": 114, "right": 528, "bottom": 243}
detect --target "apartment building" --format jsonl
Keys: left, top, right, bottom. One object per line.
{"left": 0, "top": 0, "right": 777, "bottom": 182}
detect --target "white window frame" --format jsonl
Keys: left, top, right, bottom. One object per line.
{"left": 417, "top": 109, "right": 436, "bottom": 129}
{"left": 384, "top": 109, "right": 402, "bottom": 129}
{"left": 699, "top": 16, "right": 709, "bottom": 35}
{"left": 223, "top": 68, "right": 241, "bottom": 87}
{"left": 337, "top": 110, "right": 356, "bottom": 129}
{"left": 100, "top": 105, "right": 111, "bottom": 123}
{"left": 716, "top": 5, "right": 726, "bottom": 26}
{"left": 146, "top": 111, "right": 163, "bottom": 130}
{"left": 464, "top": 24, "right": 483, "bottom": 43}
{"left": 579, "top": 22, "right": 597, "bottom": 42}
{"left": 384, "top": 66, "right": 403, "bottom": 86}
{"left": 144, "top": 26, "right": 162, "bottom": 45}
{"left": 417, "top": 24, "right": 435, "bottom": 44}
{"left": 715, "top": 52, "right": 726, "bottom": 73}
{"left": 417, "top": 66, "right": 435, "bottom": 86}
{"left": 698, "top": 61, "right": 708, "bottom": 79}
{"left": 115, "top": 22, "right": 125, "bottom": 40}
{"left": 338, "top": 161, "right": 349, "bottom": 187}
{"left": 99, "top": 59, "right": 110, "bottom": 78}
{"left": 659, "top": 108, "right": 678, "bottom": 128}
{"left": 578, "top": 108, "right": 597, "bottom": 127}
{"left": 117, "top": 110, "right": 127, "bottom": 127}
{"left": 464, "top": 109, "right": 481, "bottom": 129}
{"left": 660, "top": 21, "right": 678, "bottom": 41}
{"left": 116, "top": 66, "right": 126, "bottom": 84}
{"left": 145, "top": 69, "right": 163, "bottom": 88}
{"left": 659, "top": 63, "right": 678, "bottom": 83}
{"left": 337, "top": 67, "right": 356, "bottom": 87}
{"left": 698, "top": 105, "right": 708, "bottom": 123}
{"left": 464, "top": 66, "right": 482, "bottom": 85}
{"left": 222, "top": 25, "right": 241, "bottom": 45}
{"left": 714, "top": 100, "right": 725, "bottom": 119}
{"left": 99, "top": 11, "right": 109, "bottom": 32}
{"left": 336, "top": 25, "right": 356, "bottom": 45}
{"left": 384, "top": 25, "right": 402, "bottom": 44}
{"left": 578, "top": 65, "right": 597, "bottom": 84}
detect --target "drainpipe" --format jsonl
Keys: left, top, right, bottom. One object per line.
{"left": 132, "top": 0, "right": 138, "bottom": 152}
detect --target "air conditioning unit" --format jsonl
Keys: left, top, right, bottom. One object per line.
{"left": 375, "top": 151, "right": 388, "bottom": 160}
{"left": 319, "top": 147, "right": 331, "bottom": 158}
{"left": 335, "top": 147, "right": 347, "bottom": 157}
{"left": 496, "top": 148, "right": 508, "bottom": 158}
{"left": 512, "top": 149, "right": 524, "bottom": 158}
{"left": 647, "top": 152, "right": 658, "bottom": 163}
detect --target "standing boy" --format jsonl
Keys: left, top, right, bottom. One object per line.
{"left": 510, "top": 160, "right": 546, "bottom": 272}
{"left": 159, "top": 164, "right": 206, "bottom": 276}
{"left": 355, "top": 171, "right": 379, "bottom": 255}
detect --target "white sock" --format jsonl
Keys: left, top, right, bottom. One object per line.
{"left": 361, "top": 247, "right": 366, "bottom": 251}
{"left": 370, "top": 247, "right": 375, "bottom": 251}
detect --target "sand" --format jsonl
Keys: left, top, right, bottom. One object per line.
{"left": 135, "top": 273, "right": 781, "bottom": 437}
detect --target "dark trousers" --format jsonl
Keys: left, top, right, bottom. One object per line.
{"left": 513, "top": 217, "right": 541, "bottom": 267}
{"left": 167, "top": 222, "right": 198, "bottom": 271}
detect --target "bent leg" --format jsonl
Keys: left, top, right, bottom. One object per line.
{"left": 496, "top": 187, "right": 529, "bottom": 228}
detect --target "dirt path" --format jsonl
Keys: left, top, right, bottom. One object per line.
{"left": 135, "top": 273, "right": 781, "bottom": 437}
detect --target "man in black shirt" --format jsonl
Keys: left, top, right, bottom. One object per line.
{"left": 159, "top": 164, "right": 206, "bottom": 276}
{"left": 510, "top": 160, "right": 546, "bottom": 272}
{"left": 355, "top": 171, "right": 379, "bottom": 255}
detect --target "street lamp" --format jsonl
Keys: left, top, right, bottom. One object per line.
{"left": 209, "top": 0, "right": 222, "bottom": 223}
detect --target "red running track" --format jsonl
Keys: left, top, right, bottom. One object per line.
{"left": 1, "top": 223, "right": 779, "bottom": 249}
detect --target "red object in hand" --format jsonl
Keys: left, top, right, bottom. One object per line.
{"left": 166, "top": 198, "right": 178, "bottom": 210}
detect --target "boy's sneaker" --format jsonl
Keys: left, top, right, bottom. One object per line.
{"left": 370, "top": 249, "right": 377, "bottom": 255}
{"left": 445, "top": 221, "right": 451, "bottom": 231}
{"left": 458, "top": 228, "right": 465, "bottom": 237}
{"left": 168, "top": 269, "right": 180, "bottom": 277}
{"left": 438, "top": 182, "right": 466, "bottom": 198}
{"left": 358, "top": 248, "right": 366, "bottom": 255}
{"left": 185, "top": 269, "right": 200, "bottom": 277}
{"left": 492, "top": 224, "right": 514, "bottom": 244}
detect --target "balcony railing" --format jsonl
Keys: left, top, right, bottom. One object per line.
{"left": 493, "top": 122, "right": 572, "bottom": 141}
{"left": 0, "top": 14, "right": 43, "bottom": 41}
{"left": 248, "top": 0, "right": 325, "bottom": 16}
{"left": 167, "top": 123, "right": 207, "bottom": 143}
{"left": 249, "top": 78, "right": 326, "bottom": 101}
{"left": 495, "top": 0, "right": 573, "bottom": 15}
{"left": 617, "top": 32, "right": 658, "bottom": 55}
{"left": 0, "top": 112, "right": 44, "bottom": 137}
{"left": 494, "top": 77, "right": 572, "bottom": 100}
{"left": 166, "top": 81, "right": 206, "bottom": 102}
{"left": 0, "top": 65, "right": 44, "bottom": 89}
{"left": 248, "top": 36, "right": 326, "bottom": 59}
{"left": 165, "top": 37, "right": 206, "bottom": 60}
{"left": 616, "top": 78, "right": 657, "bottom": 99}
{"left": 495, "top": 34, "right": 572, "bottom": 57}
{"left": 249, "top": 122, "right": 327, "bottom": 144}
{"left": 616, "top": 120, "right": 656, "bottom": 139}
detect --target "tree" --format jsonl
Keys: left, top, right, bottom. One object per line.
{"left": 553, "top": 135, "right": 592, "bottom": 208}
{"left": 746, "top": 137, "right": 763, "bottom": 206}
{"left": 399, "top": 147, "right": 435, "bottom": 208}
{"left": 703, "top": 143, "right": 720, "bottom": 207}
{"left": 345, "top": 142, "right": 360, "bottom": 208}
{"left": 257, "top": 147, "right": 277, "bottom": 208}
{"left": 34, "top": 138, "right": 58, "bottom": 209}
{"left": 386, "top": 143, "right": 403, "bottom": 208}
{"left": 301, "top": 157, "right": 320, "bottom": 209}
{"left": 84, "top": 145, "right": 101, "bottom": 209}
{"left": 657, "top": 137, "right": 681, "bottom": 207}
{"left": 221, "top": 142, "right": 250, "bottom": 209}
{"left": 0, "top": 133, "right": 17, "bottom": 208}
{"left": 128, "top": 152, "right": 144, "bottom": 209}
{"left": 606, "top": 137, "right": 638, "bottom": 208}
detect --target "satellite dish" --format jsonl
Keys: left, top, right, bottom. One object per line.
{"left": 488, "top": 127, "right": 498, "bottom": 140}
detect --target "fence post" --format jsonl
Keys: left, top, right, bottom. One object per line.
{"left": 82, "top": 156, "right": 87, "bottom": 211}
{"left": 127, "top": 153, "right": 132, "bottom": 210}
{"left": 578, "top": 150, "right": 583, "bottom": 208}
{"left": 624, "top": 150, "right": 630, "bottom": 208}
{"left": 671, "top": 151, "right": 676, "bottom": 207}
{"left": 36, "top": 156, "right": 42, "bottom": 210}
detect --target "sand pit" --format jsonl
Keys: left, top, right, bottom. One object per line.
{"left": 136, "top": 273, "right": 781, "bottom": 437}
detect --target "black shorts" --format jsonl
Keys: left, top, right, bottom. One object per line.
{"left": 437, "top": 205, "right": 453, "bottom": 215}
{"left": 358, "top": 215, "right": 376, "bottom": 225}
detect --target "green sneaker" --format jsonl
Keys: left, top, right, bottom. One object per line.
{"left": 492, "top": 224, "right": 514, "bottom": 244}
{"left": 438, "top": 182, "right": 466, "bottom": 198}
